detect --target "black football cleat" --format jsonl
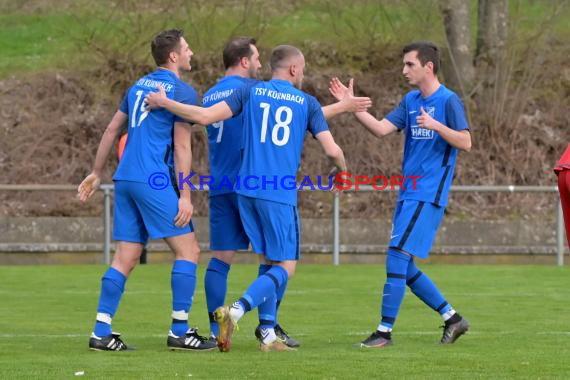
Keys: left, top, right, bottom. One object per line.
{"left": 440, "top": 316, "right": 470, "bottom": 344}
{"left": 89, "top": 332, "right": 129, "bottom": 351}
{"left": 359, "top": 330, "right": 393, "bottom": 348}
{"left": 167, "top": 328, "right": 217, "bottom": 351}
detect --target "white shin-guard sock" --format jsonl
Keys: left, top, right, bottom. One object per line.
{"left": 442, "top": 309, "right": 456, "bottom": 321}
{"left": 230, "top": 301, "right": 245, "bottom": 322}
{"left": 377, "top": 324, "right": 392, "bottom": 333}
{"left": 260, "top": 327, "right": 277, "bottom": 344}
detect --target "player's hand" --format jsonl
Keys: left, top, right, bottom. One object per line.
{"left": 77, "top": 173, "right": 101, "bottom": 202}
{"left": 416, "top": 106, "right": 440, "bottom": 131}
{"left": 329, "top": 167, "right": 344, "bottom": 195}
{"left": 340, "top": 94, "right": 372, "bottom": 113}
{"left": 329, "top": 78, "right": 372, "bottom": 113}
{"left": 145, "top": 86, "right": 167, "bottom": 110}
{"left": 329, "top": 77, "right": 350, "bottom": 101}
{"left": 174, "top": 197, "right": 193, "bottom": 228}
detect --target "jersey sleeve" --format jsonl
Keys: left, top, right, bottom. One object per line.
{"left": 445, "top": 94, "right": 469, "bottom": 131}
{"left": 119, "top": 90, "right": 129, "bottom": 114}
{"left": 385, "top": 96, "right": 407, "bottom": 130}
{"left": 224, "top": 81, "right": 256, "bottom": 116}
{"left": 307, "top": 96, "right": 329, "bottom": 137}
{"left": 173, "top": 84, "right": 199, "bottom": 123}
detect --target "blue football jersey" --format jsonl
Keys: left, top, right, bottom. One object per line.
{"left": 386, "top": 84, "right": 469, "bottom": 206}
{"left": 224, "top": 79, "right": 329, "bottom": 206}
{"left": 113, "top": 68, "right": 198, "bottom": 183}
{"left": 202, "top": 76, "right": 258, "bottom": 197}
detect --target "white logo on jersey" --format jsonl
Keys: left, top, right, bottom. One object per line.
{"left": 411, "top": 126, "right": 435, "bottom": 139}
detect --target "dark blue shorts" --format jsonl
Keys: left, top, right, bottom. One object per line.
{"left": 237, "top": 195, "right": 300, "bottom": 262}
{"left": 113, "top": 180, "right": 193, "bottom": 244}
{"left": 389, "top": 200, "right": 445, "bottom": 259}
{"left": 209, "top": 193, "right": 249, "bottom": 251}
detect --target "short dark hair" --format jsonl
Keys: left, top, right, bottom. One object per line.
{"left": 151, "top": 29, "right": 184, "bottom": 66}
{"left": 270, "top": 45, "right": 302, "bottom": 71}
{"left": 223, "top": 37, "right": 257, "bottom": 70}
{"left": 403, "top": 41, "right": 440, "bottom": 74}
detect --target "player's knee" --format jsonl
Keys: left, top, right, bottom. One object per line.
{"left": 278, "top": 261, "right": 296, "bottom": 278}
{"left": 176, "top": 245, "right": 200, "bottom": 263}
{"left": 213, "top": 250, "right": 235, "bottom": 264}
{"left": 287, "top": 267, "right": 296, "bottom": 278}
{"left": 111, "top": 256, "right": 138, "bottom": 276}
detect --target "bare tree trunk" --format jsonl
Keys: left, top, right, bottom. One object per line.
{"left": 476, "top": 0, "right": 509, "bottom": 65}
{"left": 440, "top": 0, "right": 475, "bottom": 95}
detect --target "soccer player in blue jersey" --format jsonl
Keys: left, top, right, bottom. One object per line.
{"left": 201, "top": 37, "right": 306, "bottom": 348}
{"left": 330, "top": 41, "right": 472, "bottom": 348}
{"left": 201, "top": 37, "right": 261, "bottom": 346}
{"left": 200, "top": 39, "right": 368, "bottom": 349}
{"left": 146, "top": 45, "right": 370, "bottom": 351}
{"left": 78, "top": 29, "right": 216, "bottom": 351}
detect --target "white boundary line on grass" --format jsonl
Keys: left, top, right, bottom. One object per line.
{"left": 2, "top": 331, "right": 570, "bottom": 339}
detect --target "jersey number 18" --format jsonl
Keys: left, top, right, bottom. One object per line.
{"left": 259, "top": 102, "right": 292, "bottom": 146}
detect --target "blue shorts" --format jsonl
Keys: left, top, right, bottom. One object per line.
{"left": 113, "top": 180, "right": 193, "bottom": 244}
{"left": 388, "top": 200, "right": 445, "bottom": 259}
{"left": 209, "top": 193, "right": 249, "bottom": 251}
{"left": 237, "top": 195, "right": 300, "bottom": 262}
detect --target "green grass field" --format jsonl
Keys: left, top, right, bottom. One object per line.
{"left": 1, "top": 264, "right": 570, "bottom": 379}
{"left": 1, "top": 0, "right": 568, "bottom": 78}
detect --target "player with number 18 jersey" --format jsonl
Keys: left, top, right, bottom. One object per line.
{"left": 225, "top": 78, "right": 329, "bottom": 260}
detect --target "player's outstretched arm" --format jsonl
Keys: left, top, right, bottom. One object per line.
{"left": 173, "top": 121, "right": 193, "bottom": 228}
{"left": 329, "top": 77, "right": 397, "bottom": 138}
{"left": 145, "top": 86, "right": 233, "bottom": 125}
{"left": 78, "top": 110, "right": 127, "bottom": 202}
{"left": 316, "top": 131, "right": 347, "bottom": 194}
{"left": 354, "top": 112, "right": 398, "bottom": 138}
{"left": 322, "top": 78, "right": 372, "bottom": 120}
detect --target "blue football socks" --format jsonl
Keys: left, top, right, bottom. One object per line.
{"left": 406, "top": 258, "right": 454, "bottom": 319}
{"left": 378, "top": 249, "right": 411, "bottom": 332}
{"left": 233, "top": 266, "right": 288, "bottom": 323}
{"left": 94, "top": 267, "right": 127, "bottom": 337}
{"left": 170, "top": 260, "right": 197, "bottom": 337}
{"left": 204, "top": 258, "right": 231, "bottom": 337}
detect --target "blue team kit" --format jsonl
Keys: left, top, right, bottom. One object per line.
{"left": 202, "top": 76, "right": 256, "bottom": 251}
{"left": 385, "top": 85, "right": 469, "bottom": 258}
{"left": 221, "top": 79, "right": 329, "bottom": 260}
{"left": 112, "top": 68, "right": 198, "bottom": 242}
{"left": 113, "top": 71, "right": 467, "bottom": 261}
